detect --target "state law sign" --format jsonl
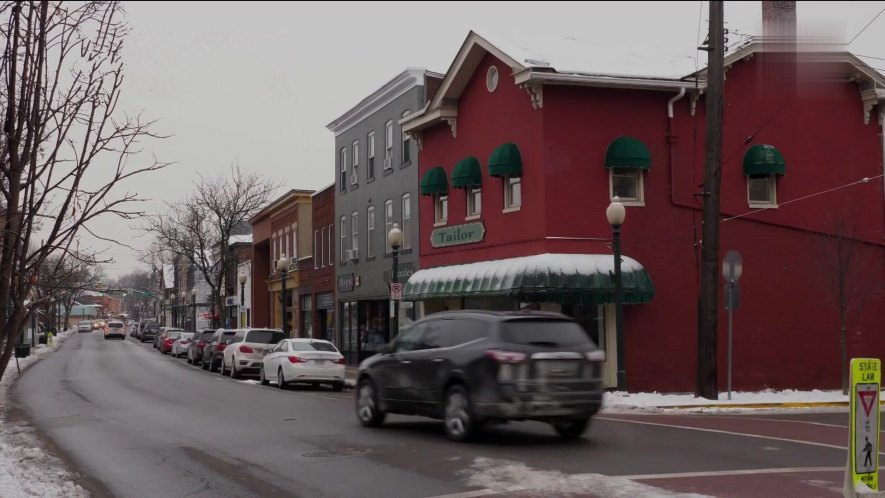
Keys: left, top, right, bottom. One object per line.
{"left": 849, "top": 358, "right": 881, "bottom": 492}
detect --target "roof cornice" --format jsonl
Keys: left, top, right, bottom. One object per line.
{"left": 326, "top": 68, "right": 428, "bottom": 136}
{"left": 249, "top": 189, "right": 314, "bottom": 225}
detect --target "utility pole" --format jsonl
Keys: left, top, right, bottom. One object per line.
{"left": 697, "top": 0, "right": 725, "bottom": 400}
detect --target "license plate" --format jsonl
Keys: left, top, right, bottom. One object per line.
{"left": 536, "top": 360, "right": 580, "bottom": 378}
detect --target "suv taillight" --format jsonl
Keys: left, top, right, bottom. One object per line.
{"left": 335, "top": 358, "right": 346, "bottom": 365}
{"left": 216, "top": 344, "right": 227, "bottom": 351}
{"left": 239, "top": 345, "right": 254, "bottom": 354}
{"left": 485, "top": 350, "right": 527, "bottom": 364}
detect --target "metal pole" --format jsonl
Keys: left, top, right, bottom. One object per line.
{"left": 392, "top": 247, "right": 400, "bottom": 340}
{"left": 193, "top": 298, "right": 197, "bottom": 332}
{"left": 281, "top": 270, "right": 289, "bottom": 337}
{"left": 613, "top": 224, "right": 626, "bottom": 391}
{"left": 727, "top": 280, "right": 734, "bottom": 400}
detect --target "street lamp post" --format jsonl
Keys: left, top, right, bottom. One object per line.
{"left": 239, "top": 273, "right": 248, "bottom": 328}
{"left": 387, "top": 223, "right": 403, "bottom": 340}
{"left": 277, "top": 254, "right": 291, "bottom": 337}
{"left": 191, "top": 287, "right": 197, "bottom": 332}
{"left": 179, "top": 291, "right": 186, "bottom": 328}
{"left": 606, "top": 196, "right": 627, "bottom": 391}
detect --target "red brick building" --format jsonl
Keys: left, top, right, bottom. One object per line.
{"left": 402, "top": 29, "right": 885, "bottom": 392}
{"left": 297, "top": 184, "right": 336, "bottom": 341}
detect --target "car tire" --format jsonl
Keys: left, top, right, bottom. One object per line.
{"left": 209, "top": 357, "right": 219, "bottom": 373}
{"left": 231, "top": 362, "right": 241, "bottom": 379}
{"left": 277, "top": 367, "right": 287, "bottom": 389}
{"left": 259, "top": 366, "right": 269, "bottom": 386}
{"left": 443, "top": 385, "right": 478, "bottom": 442}
{"left": 552, "top": 418, "right": 591, "bottom": 440}
{"left": 356, "top": 378, "right": 386, "bottom": 428}
{"left": 332, "top": 382, "right": 345, "bottom": 392}
{"left": 202, "top": 358, "right": 209, "bottom": 370}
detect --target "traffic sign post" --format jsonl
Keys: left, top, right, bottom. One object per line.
{"left": 846, "top": 358, "right": 880, "bottom": 495}
{"left": 722, "top": 250, "right": 742, "bottom": 401}
{"left": 389, "top": 282, "right": 402, "bottom": 301}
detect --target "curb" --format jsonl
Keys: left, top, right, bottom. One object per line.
{"left": 651, "top": 401, "right": 853, "bottom": 410}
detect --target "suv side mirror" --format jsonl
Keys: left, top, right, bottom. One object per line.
{"left": 225, "top": 340, "right": 232, "bottom": 345}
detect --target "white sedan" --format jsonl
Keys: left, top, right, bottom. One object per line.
{"left": 171, "top": 332, "right": 195, "bottom": 358}
{"left": 260, "top": 339, "right": 346, "bottom": 391}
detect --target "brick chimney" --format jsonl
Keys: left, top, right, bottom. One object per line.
{"left": 762, "top": 1, "right": 797, "bottom": 44}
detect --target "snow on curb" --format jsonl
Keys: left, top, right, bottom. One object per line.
{"left": 601, "top": 388, "right": 850, "bottom": 413}
{"left": 0, "top": 330, "right": 89, "bottom": 498}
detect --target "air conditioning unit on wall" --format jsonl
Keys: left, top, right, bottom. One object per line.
{"left": 346, "top": 249, "right": 359, "bottom": 261}
{"left": 383, "top": 157, "right": 392, "bottom": 170}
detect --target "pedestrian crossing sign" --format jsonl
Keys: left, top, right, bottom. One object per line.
{"left": 850, "top": 358, "right": 880, "bottom": 492}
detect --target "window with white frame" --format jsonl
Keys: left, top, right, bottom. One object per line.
{"left": 504, "top": 176, "right": 521, "bottom": 210}
{"left": 351, "top": 140, "right": 359, "bottom": 185}
{"left": 291, "top": 224, "right": 298, "bottom": 260}
{"left": 434, "top": 194, "right": 448, "bottom": 224}
{"left": 351, "top": 211, "right": 359, "bottom": 258}
{"left": 327, "top": 224, "right": 333, "bottom": 267}
{"left": 401, "top": 111, "right": 411, "bottom": 164}
{"left": 401, "top": 194, "right": 411, "bottom": 250}
{"left": 367, "top": 131, "right": 375, "bottom": 180}
{"left": 467, "top": 186, "right": 482, "bottom": 217}
{"left": 367, "top": 206, "right": 375, "bottom": 259}
{"left": 747, "top": 175, "right": 777, "bottom": 206}
{"left": 283, "top": 228, "right": 289, "bottom": 262}
{"left": 320, "top": 227, "right": 326, "bottom": 267}
{"left": 609, "top": 168, "right": 643, "bottom": 204}
{"left": 384, "top": 120, "right": 393, "bottom": 169}
{"left": 384, "top": 200, "right": 393, "bottom": 254}
{"left": 313, "top": 230, "right": 319, "bottom": 269}
{"left": 340, "top": 216, "right": 347, "bottom": 263}
{"left": 339, "top": 147, "right": 346, "bottom": 191}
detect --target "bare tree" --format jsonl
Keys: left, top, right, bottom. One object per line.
{"left": 813, "top": 209, "right": 881, "bottom": 394}
{"left": 37, "top": 254, "right": 103, "bottom": 330}
{"left": 145, "top": 165, "right": 276, "bottom": 328}
{"left": 0, "top": 1, "right": 167, "bottom": 381}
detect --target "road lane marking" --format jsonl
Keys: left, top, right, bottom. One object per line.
{"left": 712, "top": 415, "right": 848, "bottom": 428}
{"left": 597, "top": 415, "right": 885, "bottom": 455}
{"left": 426, "top": 485, "right": 528, "bottom": 498}
{"left": 618, "top": 466, "right": 844, "bottom": 480}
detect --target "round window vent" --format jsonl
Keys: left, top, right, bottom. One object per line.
{"left": 486, "top": 65, "right": 499, "bottom": 92}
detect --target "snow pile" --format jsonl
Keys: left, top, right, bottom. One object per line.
{"left": 461, "top": 457, "right": 711, "bottom": 498}
{"left": 0, "top": 330, "right": 88, "bottom": 497}
{"left": 603, "top": 388, "right": 849, "bottom": 413}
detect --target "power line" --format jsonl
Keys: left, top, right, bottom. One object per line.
{"left": 848, "top": 7, "right": 885, "bottom": 45}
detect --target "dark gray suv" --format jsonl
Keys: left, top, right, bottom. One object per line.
{"left": 355, "top": 310, "right": 605, "bottom": 442}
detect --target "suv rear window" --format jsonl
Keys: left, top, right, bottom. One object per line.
{"left": 245, "top": 330, "right": 287, "bottom": 344}
{"left": 500, "top": 319, "right": 593, "bottom": 347}
{"left": 167, "top": 331, "right": 183, "bottom": 339}
{"left": 199, "top": 332, "right": 215, "bottom": 341}
{"left": 108, "top": 322, "right": 123, "bottom": 328}
{"left": 290, "top": 341, "right": 338, "bottom": 352}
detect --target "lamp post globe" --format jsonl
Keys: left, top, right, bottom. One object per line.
{"left": 277, "top": 254, "right": 290, "bottom": 336}
{"left": 239, "top": 273, "right": 247, "bottom": 307}
{"left": 387, "top": 223, "right": 403, "bottom": 250}
{"left": 388, "top": 223, "right": 403, "bottom": 344}
{"left": 607, "top": 196, "right": 627, "bottom": 391}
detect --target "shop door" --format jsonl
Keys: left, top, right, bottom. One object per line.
{"left": 602, "top": 304, "right": 617, "bottom": 388}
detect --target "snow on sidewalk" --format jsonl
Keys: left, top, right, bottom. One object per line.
{"left": 603, "top": 388, "right": 849, "bottom": 413}
{"left": 0, "top": 330, "right": 89, "bottom": 498}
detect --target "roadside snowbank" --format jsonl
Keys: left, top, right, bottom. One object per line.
{"left": 0, "top": 330, "right": 89, "bottom": 497}
{"left": 603, "top": 388, "right": 849, "bottom": 413}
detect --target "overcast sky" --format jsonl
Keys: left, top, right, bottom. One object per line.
{"left": 91, "top": 1, "right": 885, "bottom": 278}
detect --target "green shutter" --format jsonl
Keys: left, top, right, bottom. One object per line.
{"left": 452, "top": 156, "right": 482, "bottom": 189}
{"left": 420, "top": 166, "right": 449, "bottom": 196}
{"left": 743, "top": 144, "right": 786, "bottom": 177}
{"left": 488, "top": 143, "right": 523, "bottom": 177}
{"left": 605, "top": 137, "right": 651, "bottom": 170}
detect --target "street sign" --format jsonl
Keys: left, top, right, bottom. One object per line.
{"left": 389, "top": 282, "right": 402, "bottom": 301}
{"left": 722, "top": 250, "right": 743, "bottom": 282}
{"left": 724, "top": 281, "right": 740, "bottom": 311}
{"left": 849, "top": 358, "right": 880, "bottom": 492}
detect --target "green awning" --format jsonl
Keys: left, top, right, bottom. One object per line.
{"left": 743, "top": 144, "right": 785, "bottom": 176}
{"left": 402, "top": 253, "right": 655, "bottom": 305}
{"left": 452, "top": 156, "right": 482, "bottom": 189}
{"left": 488, "top": 142, "right": 523, "bottom": 178}
{"left": 420, "top": 166, "right": 449, "bottom": 196}
{"left": 605, "top": 137, "right": 651, "bottom": 170}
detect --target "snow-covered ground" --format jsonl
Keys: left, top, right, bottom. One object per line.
{"left": 603, "top": 388, "right": 849, "bottom": 414}
{"left": 0, "top": 330, "right": 89, "bottom": 498}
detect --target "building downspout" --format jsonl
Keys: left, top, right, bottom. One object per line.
{"left": 667, "top": 87, "right": 687, "bottom": 207}
{"left": 880, "top": 106, "right": 885, "bottom": 240}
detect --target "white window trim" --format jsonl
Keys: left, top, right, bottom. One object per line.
{"left": 367, "top": 206, "right": 375, "bottom": 259}
{"left": 328, "top": 224, "right": 333, "bottom": 267}
{"left": 351, "top": 212, "right": 359, "bottom": 252}
{"left": 339, "top": 148, "right": 347, "bottom": 189}
{"left": 747, "top": 174, "right": 779, "bottom": 208}
{"left": 320, "top": 227, "right": 326, "bottom": 267}
{"left": 466, "top": 186, "right": 482, "bottom": 219}
{"left": 384, "top": 200, "right": 393, "bottom": 254}
{"left": 401, "top": 193, "right": 411, "bottom": 250}
{"left": 385, "top": 120, "right": 394, "bottom": 158}
{"left": 434, "top": 194, "right": 448, "bottom": 226}
{"left": 608, "top": 168, "right": 645, "bottom": 207}
{"left": 340, "top": 216, "right": 347, "bottom": 263}
{"left": 503, "top": 176, "right": 522, "bottom": 213}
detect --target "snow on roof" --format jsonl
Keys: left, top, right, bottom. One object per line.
{"left": 229, "top": 234, "right": 253, "bottom": 245}
{"left": 407, "top": 253, "right": 645, "bottom": 287}
{"left": 478, "top": 29, "right": 701, "bottom": 81}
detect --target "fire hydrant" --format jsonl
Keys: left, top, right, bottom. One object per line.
{"left": 46, "top": 332, "right": 54, "bottom": 347}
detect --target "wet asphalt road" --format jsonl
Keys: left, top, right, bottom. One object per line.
{"left": 12, "top": 331, "right": 853, "bottom": 498}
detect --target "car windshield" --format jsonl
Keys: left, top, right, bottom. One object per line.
{"left": 220, "top": 331, "right": 236, "bottom": 339}
{"left": 500, "top": 319, "right": 593, "bottom": 347}
{"left": 167, "top": 331, "right": 183, "bottom": 339}
{"left": 145, "top": 325, "right": 159, "bottom": 331}
{"left": 289, "top": 341, "right": 338, "bottom": 353}
{"left": 245, "top": 330, "right": 287, "bottom": 344}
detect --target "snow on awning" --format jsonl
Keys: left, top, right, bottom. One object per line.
{"left": 402, "top": 253, "right": 654, "bottom": 305}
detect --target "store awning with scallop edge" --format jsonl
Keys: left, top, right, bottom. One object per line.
{"left": 488, "top": 142, "right": 523, "bottom": 177}
{"left": 743, "top": 144, "right": 786, "bottom": 176}
{"left": 420, "top": 166, "right": 449, "bottom": 195}
{"left": 452, "top": 156, "right": 482, "bottom": 188}
{"left": 605, "top": 137, "right": 651, "bottom": 170}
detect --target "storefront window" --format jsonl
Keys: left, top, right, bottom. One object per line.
{"left": 301, "top": 295, "right": 313, "bottom": 339}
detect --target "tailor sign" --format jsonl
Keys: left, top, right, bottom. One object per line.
{"left": 850, "top": 358, "right": 881, "bottom": 492}
{"left": 431, "top": 222, "right": 485, "bottom": 248}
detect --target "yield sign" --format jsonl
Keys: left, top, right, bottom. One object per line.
{"left": 860, "top": 391, "right": 878, "bottom": 418}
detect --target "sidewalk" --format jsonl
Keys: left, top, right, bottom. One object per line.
{"left": 603, "top": 389, "right": 853, "bottom": 412}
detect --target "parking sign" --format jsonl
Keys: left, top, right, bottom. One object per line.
{"left": 389, "top": 283, "right": 402, "bottom": 301}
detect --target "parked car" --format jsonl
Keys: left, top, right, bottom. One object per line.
{"left": 154, "top": 327, "right": 175, "bottom": 349}
{"left": 260, "top": 338, "right": 345, "bottom": 390}
{"left": 92, "top": 320, "right": 106, "bottom": 330}
{"left": 159, "top": 330, "right": 184, "bottom": 354}
{"left": 104, "top": 320, "right": 126, "bottom": 340}
{"left": 141, "top": 322, "right": 160, "bottom": 343}
{"left": 187, "top": 330, "right": 217, "bottom": 366}
{"left": 354, "top": 310, "right": 605, "bottom": 442}
{"left": 221, "top": 329, "right": 287, "bottom": 379}
{"left": 201, "top": 329, "right": 237, "bottom": 372}
{"left": 171, "top": 332, "right": 195, "bottom": 357}
{"left": 77, "top": 321, "right": 93, "bottom": 333}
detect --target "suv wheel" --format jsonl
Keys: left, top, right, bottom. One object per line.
{"left": 230, "top": 362, "right": 241, "bottom": 379}
{"left": 259, "top": 365, "right": 269, "bottom": 386}
{"left": 356, "top": 378, "right": 385, "bottom": 427}
{"left": 443, "top": 385, "right": 477, "bottom": 442}
{"left": 201, "top": 357, "right": 209, "bottom": 370}
{"left": 552, "top": 418, "right": 590, "bottom": 440}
